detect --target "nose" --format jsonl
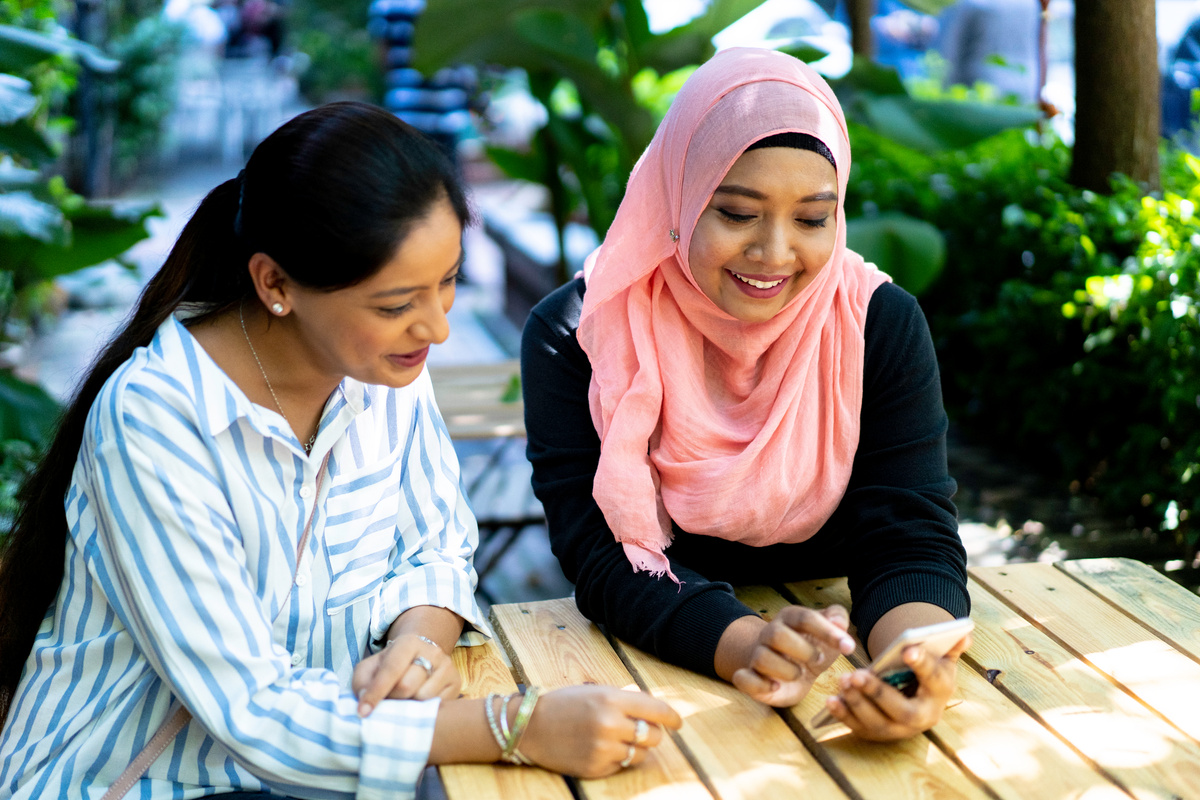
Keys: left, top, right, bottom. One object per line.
{"left": 411, "top": 295, "right": 451, "bottom": 345}
{"left": 746, "top": 221, "right": 795, "bottom": 269}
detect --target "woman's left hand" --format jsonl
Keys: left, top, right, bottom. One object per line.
{"left": 352, "top": 633, "right": 462, "bottom": 716}
{"left": 820, "top": 633, "right": 971, "bottom": 741}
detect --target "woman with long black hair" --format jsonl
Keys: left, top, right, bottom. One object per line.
{"left": 0, "top": 102, "right": 678, "bottom": 799}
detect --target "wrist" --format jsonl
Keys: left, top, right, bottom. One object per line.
{"left": 713, "top": 614, "right": 767, "bottom": 682}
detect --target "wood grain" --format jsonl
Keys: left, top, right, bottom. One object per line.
{"left": 783, "top": 579, "right": 1128, "bottom": 800}
{"left": 1057, "top": 557, "right": 1200, "bottom": 662}
{"left": 972, "top": 562, "right": 1200, "bottom": 743}
{"left": 759, "top": 584, "right": 989, "bottom": 800}
{"left": 439, "top": 641, "right": 574, "bottom": 800}
{"left": 492, "top": 599, "right": 712, "bottom": 800}
{"left": 967, "top": 575, "right": 1200, "bottom": 799}
{"left": 609, "top": 595, "right": 849, "bottom": 800}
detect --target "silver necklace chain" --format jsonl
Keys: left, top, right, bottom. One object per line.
{"left": 239, "top": 303, "right": 317, "bottom": 454}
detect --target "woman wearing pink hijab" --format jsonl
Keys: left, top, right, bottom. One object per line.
{"left": 521, "top": 47, "right": 971, "bottom": 740}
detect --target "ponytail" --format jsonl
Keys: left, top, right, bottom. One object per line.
{"left": 0, "top": 178, "right": 247, "bottom": 724}
{"left": 0, "top": 101, "right": 468, "bottom": 726}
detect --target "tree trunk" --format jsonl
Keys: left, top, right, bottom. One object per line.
{"left": 847, "top": 0, "right": 874, "bottom": 59}
{"left": 1069, "top": 0, "right": 1159, "bottom": 192}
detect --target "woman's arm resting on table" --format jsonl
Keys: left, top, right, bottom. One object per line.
{"left": 428, "top": 686, "right": 683, "bottom": 779}
{"left": 353, "top": 605, "right": 465, "bottom": 714}
{"left": 715, "top": 606, "right": 856, "bottom": 707}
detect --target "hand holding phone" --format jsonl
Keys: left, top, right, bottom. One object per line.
{"left": 810, "top": 617, "right": 974, "bottom": 729}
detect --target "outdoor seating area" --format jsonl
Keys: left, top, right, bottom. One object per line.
{"left": 2, "top": 1, "right": 1199, "bottom": 798}
{"left": 444, "top": 557, "right": 1200, "bottom": 800}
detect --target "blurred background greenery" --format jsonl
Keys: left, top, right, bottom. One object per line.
{"left": 0, "top": 0, "right": 1196, "bottom": 581}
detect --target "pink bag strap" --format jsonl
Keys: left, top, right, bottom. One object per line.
{"left": 102, "top": 452, "right": 330, "bottom": 800}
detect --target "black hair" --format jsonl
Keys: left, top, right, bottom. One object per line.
{"left": 746, "top": 131, "right": 836, "bottom": 171}
{"left": 0, "top": 101, "right": 469, "bottom": 725}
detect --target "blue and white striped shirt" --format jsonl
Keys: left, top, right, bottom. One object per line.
{"left": 0, "top": 315, "right": 491, "bottom": 799}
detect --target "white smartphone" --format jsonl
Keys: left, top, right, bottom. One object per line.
{"left": 809, "top": 617, "right": 974, "bottom": 729}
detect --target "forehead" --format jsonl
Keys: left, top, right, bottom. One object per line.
{"left": 718, "top": 147, "right": 837, "bottom": 195}
{"left": 347, "top": 200, "right": 463, "bottom": 295}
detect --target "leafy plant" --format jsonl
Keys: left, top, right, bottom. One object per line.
{"left": 0, "top": 20, "right": 160, "bottom": 540}
{"left": 108, "top": 15, "right": 184, "bottom": 186}
{"left": 290, "top": 0, "right": 382, "bottom": 104}
{"left": 848, "top": 120, "right": 1200, "bottom": 558}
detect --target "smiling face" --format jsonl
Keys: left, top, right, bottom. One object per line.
{"left": 687, "top": 146, "right": 838, "bottom": 323}
{"left": 285, "top": 195, "right": 464, "bottom": 388}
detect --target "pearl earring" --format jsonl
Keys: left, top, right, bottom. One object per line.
{"left": 271, "top": 303, "right": 284, "bottom": 314}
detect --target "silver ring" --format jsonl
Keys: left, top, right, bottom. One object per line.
{"left": 619, "top": 743, "right": 636, "bottom": 769}
{"left": 412, "top": 655, "right": 433, "bottom": 676}
{"left": 633, "top": 719, "right": 650, "bottom": 746}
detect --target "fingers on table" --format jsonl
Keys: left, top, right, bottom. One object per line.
{"left": 776, "top": 606, "right": 856, "bottom": 656}
{"left": 612, "top": 688, "right": 683, "bottom": 730}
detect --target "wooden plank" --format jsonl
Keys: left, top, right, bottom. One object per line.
{"left": 966, "top": 573, "right": 1200, "bottom": 800}
{"left": 1057, "top": 557, "right": 1200, "bottom": 662}
{"left": 439, "top": 641, "right": 574, "bottom": 800}
{"left": 972, "top": 562, "right": 1200, "bottom": 743}
{"left": 784, "top": 579, "right": 1129, "bottom": 800}
{"left": 492, "top": 599, "right": 713, "bottom": 800}
{"left": 610, "top": 588, "right": 849, "bottom": 800}
{"left": 753, "top": 584, "right": 989, "bottom": 800}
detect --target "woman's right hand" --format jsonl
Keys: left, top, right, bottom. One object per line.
{"left": 517, "top": 685, "right": 682, "bottom": 778}
{"left": 724, "top": 605, "right": 857, "bottom": 707}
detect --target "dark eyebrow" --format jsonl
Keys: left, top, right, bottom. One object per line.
{"left": 368, "top": 249, "right": 464, "bottom": 298}
{"left": 713, "top": 184, "right": 838, "bottom": 203}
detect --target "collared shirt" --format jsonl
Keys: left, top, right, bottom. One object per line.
{"left": 0, "top": 316, "right": 490, "bottom": 799}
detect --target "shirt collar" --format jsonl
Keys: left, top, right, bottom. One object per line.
{"left": 153, "top": 315, "right": 372, "bottom": 447}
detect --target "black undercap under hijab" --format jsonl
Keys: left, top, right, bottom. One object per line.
{"left": 745, "top": 131, "right": 836, "bottom": 171}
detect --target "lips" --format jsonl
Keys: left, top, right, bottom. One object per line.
{"left": 727, "top": 270, "right": 791, "bottom": 298}
{"left": 389, "top": 346, "right": 429, "bottom": 368}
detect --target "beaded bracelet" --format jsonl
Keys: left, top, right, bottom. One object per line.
{"left": 483, "top": 692, "right": 508, "bottom": 754}
{"left": 502, "top": 687, "right": 540, "bottom": 766}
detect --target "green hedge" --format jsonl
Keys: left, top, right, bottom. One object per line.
{"left": 847, "top": 126, "right": 1200, "bottom": 553}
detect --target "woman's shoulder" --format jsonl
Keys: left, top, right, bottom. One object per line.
{"left": 527, "top": 277, "right": 587, "bottom": 337}
{"left": 89, "top": 317, "right": 212, "bottom": 438}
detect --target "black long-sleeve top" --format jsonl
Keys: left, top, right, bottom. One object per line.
{"left": 521, "top": 278, "right": 969, "bottom": 678}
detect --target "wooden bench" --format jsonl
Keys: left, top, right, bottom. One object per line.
{"left": 429, "top": 360, "right": 543, "bottom": 599}
{"left": 437, "top": 557, "right": 1200, "bottom": 800}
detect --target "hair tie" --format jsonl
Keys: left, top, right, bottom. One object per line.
{"left": 233, "top": 169, "right": 246, "bottom": 238}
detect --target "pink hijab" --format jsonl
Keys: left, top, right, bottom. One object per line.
{"left": 578, "top": 47, "right": 891, "bottom": 582}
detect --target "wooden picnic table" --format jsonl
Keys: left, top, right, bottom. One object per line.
{"left": 440, "top": 557, "right": 1200, "bottom": 800}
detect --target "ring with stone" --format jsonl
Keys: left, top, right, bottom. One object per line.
{"left": 619, "top": 743, "right": 636, "bottom": 769}
{"left": 412, "top": 655, "right": 433, "bottom": 676}
{"left": 633, "top": 719, "right": 650, "bottom": 746}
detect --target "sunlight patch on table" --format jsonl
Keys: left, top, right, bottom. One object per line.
{"left": 1041, "top": 707, "right": 1176, "bottom": 768}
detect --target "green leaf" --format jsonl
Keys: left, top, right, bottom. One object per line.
{"left": 0, "top": 117, "right": 56, "bottom": 163}
{"left": 853, "top": 95, "right": 1041, "bottom": 153}
{"left": 0, "top": 191, "right": 63, "bottom": 241}
{"left": 846, "top": 212, "right": 947, "bottom": 295}
{"left": 0, "top": 158, "right": 39, "bottom": 188}
{"left": 775, "top": 43, "right": 830, "bottom": 64}
{"left": 0, "top": 369, "right": 59, "bottom": 447}
{"left": 832, "top": 56, "right": 908, "bottom": 97}
{"left": 0, "top": 74, "right": 35, "bottom": 124}
{"left": 484, "top": 143, "right": 547, "bottom": 184}
{"left": 686, "top": 0, "right": 771, "bottom": 40}
{"left": 412, "top": 0, "right": 607, "bottom": 73}
{"left": 0, "top": 24, "right": 118, "bottom": 74}
{"left": 895, "top": 0, "right": 959, "bottom": 15}
{"left": 513, "top": 9, "right": 599, "bottom": 67}
{"left": 1, "top": 200, "right": 159, "bottom": 286}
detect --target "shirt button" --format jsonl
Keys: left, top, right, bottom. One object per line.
{"left": 291, "top": 653, "right": 303, "bottom": 666}
{"left": 295, "top": 573, "right": 308, "bottom": 587}
{"left": 299, "top": 485, "right": 313, "bottom": 499}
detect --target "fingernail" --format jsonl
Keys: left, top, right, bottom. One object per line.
{"left": 358, "top": 702, "right": 372, "bottom": 718}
